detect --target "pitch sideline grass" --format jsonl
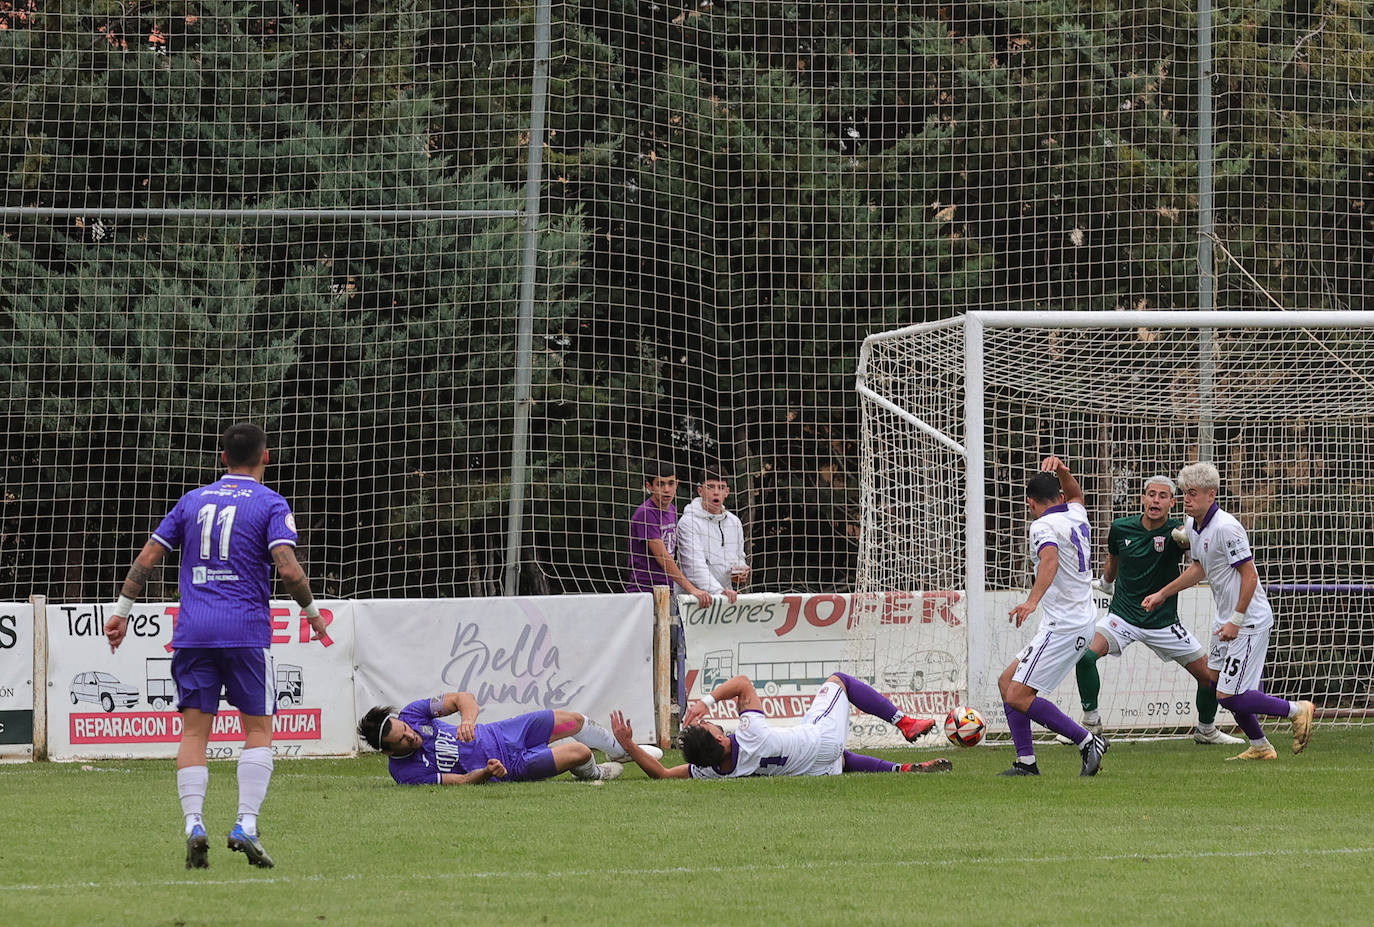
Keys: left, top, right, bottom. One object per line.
{"left": 1, "top": 730, "right": 1371, "bottom": 926}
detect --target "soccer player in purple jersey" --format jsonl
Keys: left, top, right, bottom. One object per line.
{"left": 607, "top": 673, "right": 948, "bottom": 779}
{"left": 105, "top": 423, "right": 327, "bottom": 870}
{"left": 357, "top": 693, "right": 653, "bottom": 785}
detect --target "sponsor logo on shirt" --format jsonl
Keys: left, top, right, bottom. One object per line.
{"left": 285, "top": 513, "right": 297, "bottom": 533}
{"left": 193, "top": 568, "right": 242, "bottom": 584}
{"left": 433, "top": 729, "right": 462, "bottom": 771}
{"left": 204, "top": 486, "right": 254, "bottom": 499}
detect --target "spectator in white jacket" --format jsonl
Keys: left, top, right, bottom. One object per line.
{"left": 676, "top": 472, "right": 750, "bottom": 603}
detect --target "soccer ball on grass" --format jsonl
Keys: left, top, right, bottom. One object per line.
{"left": 944, "top": 705, "right": 986, "bottom": 746}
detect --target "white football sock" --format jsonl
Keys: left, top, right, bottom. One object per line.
{"left": 236, "top": 747, "right": 273, "bottom": 834}
{"left": 569, "top": 756, "right": 601, "bottom": 780}
{"left": 1083, "top": 710, "right": 1101, "bottom": 724}
{"left": 1286, "top": 702, "right": 1300, "bottom": 719}
{"left": 571, "top": 718, "right": 619, "bottom": 755}
{"left": 1197, "top": 722, "right": 1217, "bottom": 733}
{"left": 1017, "top": 754, "right": 1037, "bottom": 766}
{"left": 178, "top": 765, "right": 208, "bottom": 835}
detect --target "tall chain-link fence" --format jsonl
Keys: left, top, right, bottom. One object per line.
{"left": 2, "top": 1, "right": 1368, "bottom": 602}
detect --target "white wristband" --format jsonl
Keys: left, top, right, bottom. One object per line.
{"left": 112, "top": 595, "right": 135, "bottom": 619}
{"left": 1229, "top": 610, "right": 1247, "bottom": 626}
{"left": 303, "top": 601, "right": 322, "bottom": 620}
{"left": 699, "top": 693, "right": 717, "bottom": 710}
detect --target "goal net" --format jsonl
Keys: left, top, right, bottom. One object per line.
{"left": 856, "top": 311, "right": 1374, "bottom": 740}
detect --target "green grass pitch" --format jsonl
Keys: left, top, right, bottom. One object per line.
{"left": 2, "top": 730, "right": 1371, "bottom": 926}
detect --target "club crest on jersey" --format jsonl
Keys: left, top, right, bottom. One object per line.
{"left": 1154, "top": 536, "right": 1166, "bottom": 551}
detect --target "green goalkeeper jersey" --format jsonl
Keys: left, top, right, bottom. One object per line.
{"left": 1105, "top": 514, "right": 1185, "bottom": 628}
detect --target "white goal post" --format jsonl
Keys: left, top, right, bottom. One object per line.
{"left": 856, "top": 311, "right": 1374, "bottom": 738}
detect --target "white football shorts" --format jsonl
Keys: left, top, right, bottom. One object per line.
{"left": 1097, "top": 614, "right": 1207, "bottom": 664}
{"left": 1209, "top": 625, "right": 1271, "bottom": 695}
{"left": 1011, "top": 623, "right": 1093, "bottom": 692}
{"left": 802, "top": 681, "right": 852, "bottom": 756}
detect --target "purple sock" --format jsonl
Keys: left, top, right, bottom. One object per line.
{"left": 1026, "top": 697, "right": 1090, "bottom": 745}
{"left": 1004, "top": 703, "right": 1035, "bottom": 758}
{"left": 1227, "top": 710, "right": 1265, "bottom": 740}
{"left": 842, "top": 750, "right": 898, "bottom": 773}
{"left": 1218, "top": 690, "right": 1292, "bottom": 719}
{"left": 833, "top": 672, "right": 900, "bottom": 723}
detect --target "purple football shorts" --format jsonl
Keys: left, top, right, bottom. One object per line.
{"left": 478, "top": 709, "right": 556, "bottom": 781}
{"left": 172, "top": 647, "right": 275, "bottom": 717}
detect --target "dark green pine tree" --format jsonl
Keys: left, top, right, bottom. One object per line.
{"left": 554, "top": 0, "right": 1202, "bottom": 588}
{"left": 0, "top": 2, "right": 592, "bottom": 598}
{"left": 1206, "top": 0, "right": 1371, "bottom": 311}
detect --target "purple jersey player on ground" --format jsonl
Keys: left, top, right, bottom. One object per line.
{"left": 357, "top": 693, "right": 652, "bottom": 784}
{"left": 105, "top": 423, "right": 327, "bottom": 871}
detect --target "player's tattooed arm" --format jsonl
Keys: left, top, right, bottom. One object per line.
{"left": 271, "top": 544, "right": 316, "bottom": 607}
{"left": 119, "top": 540, "right": 167, "bottom": 599}
{"left": 107, "top": 540, "right": 167, "bottom": 651}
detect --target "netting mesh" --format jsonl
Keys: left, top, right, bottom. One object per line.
{"left": 858, "top": 317, "right": 1374, "bottom": 731}
{"left": 2, "top": 3, "right": 1369, "bottom": 606}
{"left": 856, "top": 321, "right": 968, "bottom": 596}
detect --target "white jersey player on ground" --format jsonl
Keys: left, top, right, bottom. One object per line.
{"left": 997, "top": 456, "right": 1110, "bottom": 777}
{"left": 608, "top": 674, "right": 951, "bottom": 778}
{"left": 1141, "top": 462, "right": 1315, "bottom": 760}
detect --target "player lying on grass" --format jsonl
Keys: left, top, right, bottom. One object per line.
{"left": 1056, "top": 474, "right": 1243, "bottom": 746}
{"left": 1141, "top": 462, "right": 1315, "bottom": 761}
{"left": 358, "top": 692, "right": 662, "bottom": 785}
{"left": 609, "top": 673, "right": 950, "bottom": 778}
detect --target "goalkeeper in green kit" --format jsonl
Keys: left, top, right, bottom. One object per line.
{"left": 1059, "top": 475, "right": 1244, "bottom": 745}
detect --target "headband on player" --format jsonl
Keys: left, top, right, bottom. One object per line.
{"left": 372, "top": 714, "right": 397, "bottom": 752}
{"left": 1142, "top": 475, "right": 1177, "bottom": 494}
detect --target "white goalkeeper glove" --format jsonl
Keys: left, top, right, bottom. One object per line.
{"left": 1170, "top": 524, "right": 1191, "bottom": 548}
{"left": 1092, "top": 576, "right": 1114, "bottom": 596}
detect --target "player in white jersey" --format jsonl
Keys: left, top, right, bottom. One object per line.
{"left": 608, "top": 673, "right": 951, "bottom": 779}
{"left": 997, "top": 457, "right": 1109, "bottom": 777}
{"left": 1142, "top": 462, "right": 1315, "bottom": 760}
